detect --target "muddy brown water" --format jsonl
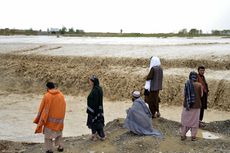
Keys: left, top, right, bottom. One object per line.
{"left": 0, "top": 92, "right": 229, "bottom": 143}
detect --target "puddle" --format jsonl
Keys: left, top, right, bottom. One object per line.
{"left": 186, "top": 129, "right": 220, "bottom": 139}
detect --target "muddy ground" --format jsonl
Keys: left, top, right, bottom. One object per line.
{"left": 0, "top": 43, "right": 230, "bottom": 152}
{"left": 0, "top": 118, "right": 230, "bottom": 153}
{"left": 1, "top": 91, "right": 229, "bottom": 143}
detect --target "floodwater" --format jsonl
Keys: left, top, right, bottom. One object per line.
{"left": 0, "top": 92, "right": 229, "bottom": 143}
{"left": 0, "top": 36, "right": 230, "bottom": 60}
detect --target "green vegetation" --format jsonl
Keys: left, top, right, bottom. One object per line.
{"left": 0, "top": 28, "right": 230, "bottom": 37}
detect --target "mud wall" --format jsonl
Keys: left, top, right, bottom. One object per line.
{"left": 0, "top": 54, "right": 229, "bottom": 111}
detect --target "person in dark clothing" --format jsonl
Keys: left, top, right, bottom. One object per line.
{"left": 197, "top": 65, "right": 209, "bottom": 127}
{"left": 144, "top": 56, "right": 163, "bottom": 118}
{"left": 86, "top": 75, "right": 105, "bottom": 141}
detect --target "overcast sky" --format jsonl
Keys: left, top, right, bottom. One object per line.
{"left": 1, "top": 0, "right": 230, "bottom": 33}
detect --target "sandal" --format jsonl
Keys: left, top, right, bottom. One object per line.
{"left": 191, "top": 137, "right": 197, "bottom": 141}
{"left": 99, "top": 136, "right": 106, "bottom": 141}
{"left": 199, "top": 121, "right": 206, "bottom": 128}
{"left": 156, "top": 112, "right": 161, "bottom": 118}
{"left": 57, "top": 146, "right": 64, "bottom": 152}
{"left": 90, "top": 134, "right": 97, "bottom": 141}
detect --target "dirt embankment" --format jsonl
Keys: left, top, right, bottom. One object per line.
{"left": 0, "top": 118, "right": 230, "bottom": 153}
{"left": 0, "top": 54, "right": 230, "bottom": 111}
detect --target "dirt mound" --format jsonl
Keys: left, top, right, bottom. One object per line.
{"left": 203, "top": 120, "right": 230, "bottom": 136}
{"left": 0, "top": 53, "right": 230, "bottom": 111}
{"left": 1, "top": 118, "right": 230, "bottom": 153}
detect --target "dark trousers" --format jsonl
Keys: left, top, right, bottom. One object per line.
{"left": 199, "top": 92, "right": 208, "bottom": 121}
{"left": 92, "top": 128, "right": 105, "bottom": 138}
{"left": 145, "top": 90, "right": 159, "bottom": 117}
{"left": 200, "top": 107, "right": 205, "bottom": 121}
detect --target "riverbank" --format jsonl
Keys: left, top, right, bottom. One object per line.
{"left": 0, "top": 53, "right": 229, "bottom": 111}
{"left": 1, "top": 118, "right": 229, "bottom": 153}
{"left": 1, "top": 91, "right": 229, "bottom": 143}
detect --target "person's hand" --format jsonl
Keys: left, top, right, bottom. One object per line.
{"left": 144, "top": 89, "right": 150, "bottom": 96}
{"left": 35, "top": 125, "right": 43, "bottom": 133}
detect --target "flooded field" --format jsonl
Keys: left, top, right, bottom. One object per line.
{"left": 0, "top": 36, "right": 229, "bottom": 143}
{"left": 0, "top": 36, "right": 230, "bottom": 60}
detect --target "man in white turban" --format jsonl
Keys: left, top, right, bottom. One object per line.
{"left": 144, "top": 56, "right": 163, "bottom": 118}
{"left": 124, "top": 91, "right": 163, "bottom": 137}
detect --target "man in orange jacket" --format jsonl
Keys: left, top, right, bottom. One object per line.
{"left": 34, "top": 82, "right": 66, "bottom": 153}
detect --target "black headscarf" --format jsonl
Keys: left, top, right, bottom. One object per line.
{"left": 90, "top": 75, "right": 100, "bottom": 87}
{"left": 87, "top": 75, "right": 103, "bottom": 115}
{"left": 87, "top": 75, "right": 104, "bottom": 129}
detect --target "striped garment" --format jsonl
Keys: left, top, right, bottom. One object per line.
{"left": 184, "top": 80, "right": 196, "bottom": 110}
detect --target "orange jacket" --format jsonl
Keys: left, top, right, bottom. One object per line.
{"left": 33, "top": 89, "right": 66, "bottom": 133}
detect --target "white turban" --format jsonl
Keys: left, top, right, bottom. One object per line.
{"left": 149, "top": 56, "right": 161, "bottom": 70}
{"left": 145, "top": 56, "right": 161, "bottom": 91}
{"left": 132, "top": 91, "right": 140, "bottom": 98}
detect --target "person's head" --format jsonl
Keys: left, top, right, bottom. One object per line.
{"left": 46, "top": 82, "right": 55, "bottom": 90}
{"left": 198, "top": 65, "right": 205, "bottom": 76}
{"left": 132, "top": 90, "right": 140, "bottom": 102}
{"left": 89, "top": 75, "right": 99, "bottom": 87}
{"left": 149, "top": 56, "right": 161, "bottom": 68}
{"left": 189, "top": 71, "right": 198, "bottom": 81}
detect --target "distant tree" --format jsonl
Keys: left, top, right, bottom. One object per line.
{"left": 68, "top": 27, "right": 74, "bottom": 33}
{"left": 76, "top": 29, "right": 80, "bottom": 33}
{"left": 60, "top": 26, "right": 67, "bottom": 34}
{"left": 76, "top": 29, "right": 85, "bottom": 34}
{"left": 29, "top": 28, "right": 33, "bottom": 32}
{"left": 211, "top": 30, "right": 221, "bottom": 35}
{"left": 222, "top": 30, "right": 230, "bottom": 35}
{"left": 178, "top": 28, "right": 187, "bottom": 35}
{"left": 189, "top": 28, "right": 199, "bottom": 35}
{"left": 212, "top": 29, "right": 230, "bottom": 35}
{"left": 24, "top": 28, "right": 35, "bottom": 35}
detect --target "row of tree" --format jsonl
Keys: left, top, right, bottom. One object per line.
{"left": 48, "top": 27, "right": 85, "bottom": 35}
{"left": 1, "top": 27, "right": 230, "bottom": 36}
{"left": 178, "top": 28, "right": 230, "bottom": 36}
{"left": 0, "top": 27, "right": 85, "bottom": 35}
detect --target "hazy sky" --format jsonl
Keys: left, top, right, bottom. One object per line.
{"left": 1, "top": 0, "right": 230, "bottom": 33}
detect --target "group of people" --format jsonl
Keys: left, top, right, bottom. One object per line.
{"left": 33, "top": 76, "right": 106, "bottom": 153}
{"left": 124, "top": 58, "right": 209, "bottom": 141}
{"left": 180, "top": 65, "right": 209, "bottom": 141}
{"left": 33, "top": 56, "right": 208, "bottom": 153}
